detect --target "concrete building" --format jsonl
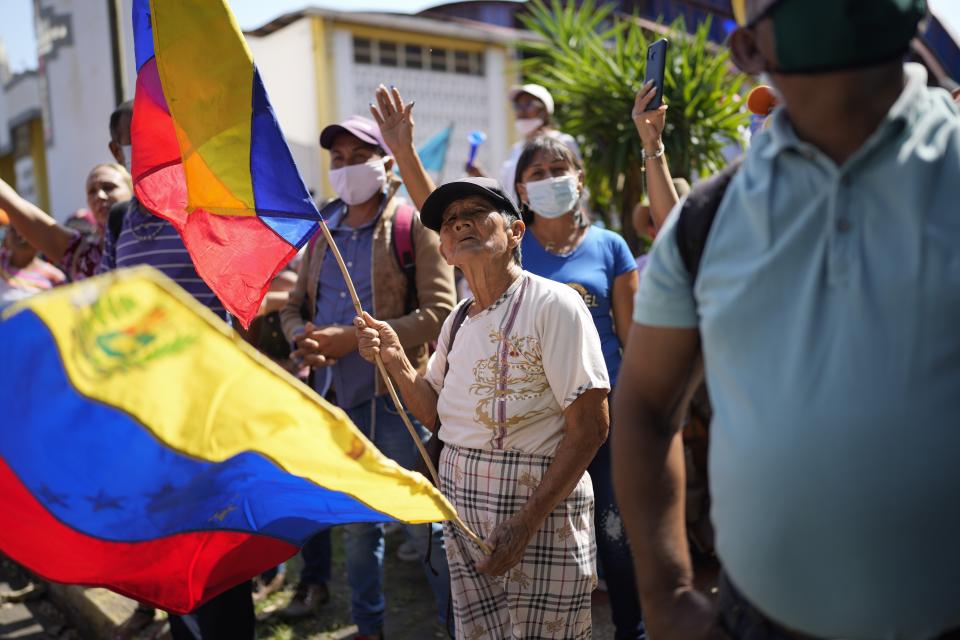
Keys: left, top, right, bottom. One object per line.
{"left": 245, "top": 8, "right": 521, "bottom": 199}
{"left": 0, "top": 66, "right": 49, "bottom": 213}
{"left": 28, "top": 0, "right": 130, "bottom": 218}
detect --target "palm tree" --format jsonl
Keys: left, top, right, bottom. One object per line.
{"left": 518, "top": 0, "right": 749, "bottom": 248}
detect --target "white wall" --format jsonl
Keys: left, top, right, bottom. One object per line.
{"left": 3, "top": 73, "right": 43, "bottom": 205}
{"left": 0, "top": 78, "right": 9, "bottom": 154}
{"left": 4, "top": 73, "right": 42, "bottom": 125}
{"left": 334, "top": 31, "right": 511, "bottom": 191}
{"left": 246, "top": 19, "right": 321, "bottom": 197}
{"left": 118, "top": 0, "right": 137, "bottom": 101}
{"left": 37, "top": 0, "right": 118, "bottom": 219}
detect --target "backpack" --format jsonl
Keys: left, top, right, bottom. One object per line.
{"left": 307, "top": 200, "right": 418, "bottom": 311}
{"left": 673, "top": 158, "right": 742, "bottom": 558}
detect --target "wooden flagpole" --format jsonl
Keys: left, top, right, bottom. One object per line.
{"left": 317, "top": 219, "right": 492, "bottom": 555}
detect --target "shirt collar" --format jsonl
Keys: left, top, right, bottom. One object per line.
{"left": 328, "top": 195, "right": 387, "bottom": 232}
{"left": 760, "top": 63, "right": 928, "bottom": 162}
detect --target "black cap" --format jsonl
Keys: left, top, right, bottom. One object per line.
{"left": 420, "top": 177, "right": 521, "bottom": 233}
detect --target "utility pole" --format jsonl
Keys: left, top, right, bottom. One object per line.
{"left": 106, "top": 0, "right": 125, "bottom": 106}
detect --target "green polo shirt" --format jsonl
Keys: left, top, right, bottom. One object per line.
{"left": 634, "top": 64, "right": 960, "bottom": 638}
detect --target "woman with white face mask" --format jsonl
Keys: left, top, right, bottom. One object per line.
{"left": 465, "top": 84, "right": 582, "bottom": 204}
{"left": 515, "top": 134, "right": 645, "bottom": 640}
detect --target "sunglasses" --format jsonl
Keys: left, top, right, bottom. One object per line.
{"left": 512, "top": 98, "right": 545, "bottom": 112}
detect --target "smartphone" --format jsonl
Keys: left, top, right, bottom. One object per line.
{"left": 644, "top": 38, "right": 669, "bottom": 111}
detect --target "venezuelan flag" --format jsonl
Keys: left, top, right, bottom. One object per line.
{"left": 131, "top": 0, "right": 320, "bottom": 327}
{"left": 0, "top": 267, "right": 456, "bottom": 613}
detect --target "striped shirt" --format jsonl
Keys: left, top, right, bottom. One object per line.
{"left": 96, "top": 200, "right": 226, "bottom": 318}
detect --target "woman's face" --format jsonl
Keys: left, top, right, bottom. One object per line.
{"left": 438, "top": 195, "right": 521, "bottom": 269}
{"left": 513, "top": 93, "right": 548, "bottom": 121}
{"left": 85, "top": 166, "right": 132, "bottom": 226}
{"left": 515, "top": 151, "right": 582, "bottom": 206}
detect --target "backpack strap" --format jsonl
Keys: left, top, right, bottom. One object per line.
{"left": 675, "top": 158, "right": 743, "bottom": 281}
{"left": 443, "top": 299, "right": 473, "bottom": 379}
{"left": 392, "top": 203, "right": 417, "bottom": 312}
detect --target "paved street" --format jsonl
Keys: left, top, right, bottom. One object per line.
{"left": 0, "top": 560, "right": 80, "bottom": 640}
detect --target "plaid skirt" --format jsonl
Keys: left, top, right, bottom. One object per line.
{"left": 440, "top": 444, "right": 597, "bottom": 639}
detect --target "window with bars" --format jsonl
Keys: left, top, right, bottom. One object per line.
{"left": 379, "top": 40, "right": 398, "bottom": 67}
{"left": 353, "top": 37, "right": 372, "bottom": 64}
{"left": 404, "top": 44, "right": 424, "bottom": 69}
{"left": 352, "top": 36, "right": 484, "bottom": 76}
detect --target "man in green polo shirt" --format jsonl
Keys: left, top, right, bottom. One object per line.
{"left": 612, "top": 0, "right": 960, "bottom": 638}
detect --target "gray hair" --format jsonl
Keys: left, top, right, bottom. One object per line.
{"left": 497, "top": 209, "right": 522, "bottom": 266}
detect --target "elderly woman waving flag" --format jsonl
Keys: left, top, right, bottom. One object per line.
{"left": 354, "top": 177, "right": 610, "bottom": 639}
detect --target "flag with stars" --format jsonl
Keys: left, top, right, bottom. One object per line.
{"left": 0, "top": 267, "right": 457, "bottom": 614}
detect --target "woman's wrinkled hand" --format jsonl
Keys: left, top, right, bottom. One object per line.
{"left": 354, "top": 312, "right": 405, "bottom": 372}
{"left": 474, "top": 514, "right": 537, "bottom": 576}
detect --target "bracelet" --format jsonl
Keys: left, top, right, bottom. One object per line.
{"left": 642, "top": 142, "right": 665, "bottom": 161}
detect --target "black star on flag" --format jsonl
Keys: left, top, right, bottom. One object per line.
{"left": 86, "top": 489, "right": 123, "bottom": 512}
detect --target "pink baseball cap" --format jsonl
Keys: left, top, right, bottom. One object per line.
{"left": 319, "top": 115, "right": 388, "bottom": 152}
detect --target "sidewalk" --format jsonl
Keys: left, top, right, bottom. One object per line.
{"left": 0, "top": 559, "right": 81, "bottom": 640}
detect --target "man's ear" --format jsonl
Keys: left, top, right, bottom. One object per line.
{"left": 108, "top": 141, "right": 123, "bottom": 165}
{"left": 728, "top": 27, "right": 766, "bottom": 76}
{"left": 509, "top": 218, "right": 525, "bottom": 246}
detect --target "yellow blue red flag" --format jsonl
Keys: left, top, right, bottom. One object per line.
{"left": 131, "top": 0, "right": 322, "bottom": 327}
{"left": 0, "top": 267, "right": 456, "bottom": 613}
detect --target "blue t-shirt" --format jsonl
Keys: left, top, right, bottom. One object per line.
{"left": 522, "top": 225, "right": 635, "bottom": 385}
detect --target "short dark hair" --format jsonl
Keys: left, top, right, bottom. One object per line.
{"left": 513, "top": 135, "right": 584, "bottom": 225}
{"left": 109, "top": 100, "right": 134, "bottom": 142}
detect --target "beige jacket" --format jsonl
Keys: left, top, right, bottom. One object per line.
{"left": 280, "top": 191, "right": 456, "bottom": 395}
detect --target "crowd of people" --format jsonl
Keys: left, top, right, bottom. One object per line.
{"left": 2, "top": 0, "right": 959, "bottom": 638}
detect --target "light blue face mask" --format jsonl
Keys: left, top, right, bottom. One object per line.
{"left": 523, "top": 175, "right": 580, "bottom": 219}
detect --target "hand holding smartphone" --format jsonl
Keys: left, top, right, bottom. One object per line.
{"left": 643, "top": 38, "right": 669, "bottom": 111}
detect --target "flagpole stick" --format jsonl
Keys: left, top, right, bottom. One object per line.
{"left": 316, "top": 219, "right": 492, "bottom": 555}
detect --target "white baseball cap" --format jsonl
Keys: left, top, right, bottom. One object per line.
{"left": 508, "top": 84, "right": 555, "bottom": 115}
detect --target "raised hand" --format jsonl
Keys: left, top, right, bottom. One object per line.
{"left": 632, "top": 80, "right": 668, "bottom": 152}
{"left": 370, "top": 84, "right": 415, "bottom": 154}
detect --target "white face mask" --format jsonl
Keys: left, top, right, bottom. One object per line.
{"left": 523, "top": 174, "right": 580, "bottom": 219}
{"left": 329, "top": 158, "right": 387, "bottom": 205}
{"left": 514, "top": 118, "right": 544, "bottom": 138}
{"left": 121, "top": 144, "right": 133, "bottom": 173}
